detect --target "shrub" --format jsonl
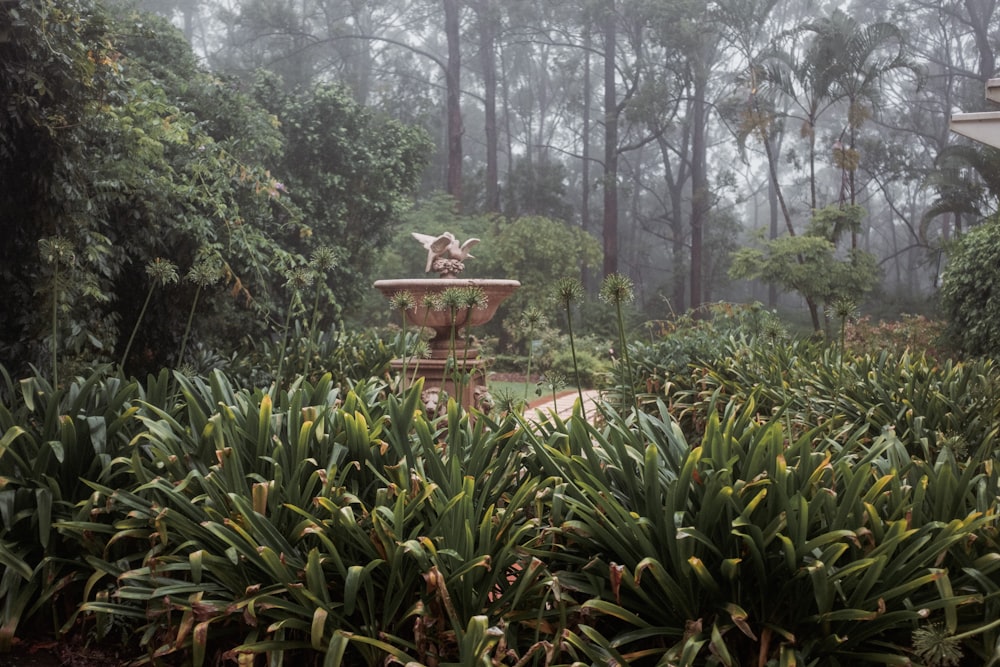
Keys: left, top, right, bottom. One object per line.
{"left": 226, "top": 323, "right": 395, "bottom": 389}
{"left": 530, "top": 397, "right": 1000, "bottom": 666}
{"left": 629, "top": 302, "right": 787, "bottom": 400}
{"left": 0, "top": 366, "right": 146, "bottom": 648}
{"left": 548, "top": 347, "right": 610, "bottom": 389}
{"left": 940, "top": 218, "right": 1000, "bottom": 357}
{"left": 33, "top": 372, "right": 558, "bottom": 665}
{"left": 3, "top": 359, "right": 1000, "bottom": 666}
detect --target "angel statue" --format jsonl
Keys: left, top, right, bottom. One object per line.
{"left": 411, "top": 232, "right": 480, "bottom": 278}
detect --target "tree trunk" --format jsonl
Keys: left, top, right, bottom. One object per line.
{"left": 444, "top": 0, "right": 463, "bottom": 207}
{"left": 477, "top": 0, "right": 499, "bottom": 212}
{"left": 582, "top": 22, "right": 594, "bottom": 288}
{"left": 689, "top": 65, "right": 707, "bottom": 314}
{"left": 500, "top": 36, "right": 514, "bottom": 200}
{"left": 889, "top": 206, "right": 902, "bottom": 294}
{"left": 768, "top": 164, "right": 779, "bottom": 309}
{"left": 965, "top": 0, "right": 997, "bottom": 81}
{"left": 808, "top": 106, "right": 818, "bottom": 211}
{"left": 602, "top": 1, "right": 618, "bottom": 277}
{"left": 181, "top": 0, "right": 194, "bottom": 42}
{"left": 655, "top": 133, "right": 687, "bottom": 314}
{"left": 805, "top": 296, "right": 822, "bottom": 331}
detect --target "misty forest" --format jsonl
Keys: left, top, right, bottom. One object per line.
{"left": 4, "top": 0, "right": 1000, "bottom": 665}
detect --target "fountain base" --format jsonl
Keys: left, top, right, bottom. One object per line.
{"left": 392, "top": 347, "right": 489, "bottom": 414}
{"left": 374, "top": 278, "right": 519, "bottom": 415}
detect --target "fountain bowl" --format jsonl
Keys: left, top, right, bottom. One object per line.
{"left": 373, "top": 278, "right": 520, "bottom": 342}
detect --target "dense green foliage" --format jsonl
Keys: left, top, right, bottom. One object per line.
{"left": 3, "top": 307, "right": 1000, "bottom": 664}
{"left": 940, "top": 219, "right": 1000, "bottom": 358}
{"left": 484, "top": 215, "right": 603, "bottom": 314}
{"left": 0, "top": 0, "right": 428, "bottom": 379}
{"left": 260, "top": 78, "right": 432, "bottom": 309}
{"left": 3, "top": 0, "right": 1000, "bottom": 663}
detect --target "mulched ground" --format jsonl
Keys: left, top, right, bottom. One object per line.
{"left": 0, "top": 638, "right": 131, "bottom": 667}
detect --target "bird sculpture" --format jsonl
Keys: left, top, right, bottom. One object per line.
{"left": 413, "top": 232, "right": 454, "bottom": 273}
{"left": 412, "top": 232, "right": 480, "bottom": 277}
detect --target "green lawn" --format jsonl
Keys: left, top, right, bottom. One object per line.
{"left": 487, "top": 377, "right": 584, "bottom": 407}
{"left": 486, "top": 379, "right": 540, "bottom": 403}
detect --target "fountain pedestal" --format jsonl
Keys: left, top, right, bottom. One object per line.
{"left": 389, "top": 347, "right": 487, "bottom": 411}
{"left": 374, "top": 278, "right": 519, "bottom": 412}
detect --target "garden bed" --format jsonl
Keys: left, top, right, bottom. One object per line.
{"left": 0, "top": 637, "right": 130, "bottom": 667}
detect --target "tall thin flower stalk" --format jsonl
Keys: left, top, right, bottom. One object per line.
{"left": 601, "top": 273, "right": 637, "bottom": 411}
{"left": 555, "top": 277, "right": 586, "bottom": 409}
{"left": 519, "top": 307, "right": 546, "bottom": 404}
{"left": 389, "top": 290, "right": 417, "bottom": 391}
{"left": 121, "top": 258, "right": 179, "bottom": 370}
{"left": 829, "top": 295, "right": 857, "bottom": 406}
{"left": 412, "top": 293, "right": 439, "bottom": 381}
{"left": 275, "top": 267, "right": 313, "bottom": 391}
{"left": 460, "top": 286, "right": 488, "bottom": 409}
{"left": 304, "top": 247, "right": 339, "bottom": 378}
{"left": 178, "top": 256, "right": 222, "bottom": 368}
{"left": 38, "top": 236, "right": 74, "bottom": 387}
{"left": 440, "top": 287, "right": 468, "bottom": 410}
{"left": 545, "top": 371, "right": 567, "bottom": 409}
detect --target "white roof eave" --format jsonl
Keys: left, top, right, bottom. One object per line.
{"left": 950, "top": 111, "right": 1000, "bottom": 150}
{"left": 986, "top": 78, "right": 1000, "bottom": 104}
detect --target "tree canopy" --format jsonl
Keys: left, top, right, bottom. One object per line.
{"left": 4, "top": 0, "right": 1000, "bottom": 366}
{"left": 0, "top": 0, "right": 429, "bottom": 376}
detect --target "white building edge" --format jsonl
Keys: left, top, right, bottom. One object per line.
{"left": 950, "top": 78, "right": 1000, "bottom": 149}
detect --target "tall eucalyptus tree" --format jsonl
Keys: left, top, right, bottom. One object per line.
{"left": 637, "top": 0, "right": 727, "bottom": 312}
{"left": 442, "top": 0, "right": 463, "bottom": 204}
{"left": 496, "top": 0, "right": 629, "bottom": 275}
{"left": 475, "top": 0, "right": 500, "bottom": 211}
{"left": 139, "top": 0, "right": 1000, "bottom": 322}
{"left": 602, "top": 0, "right": 621, "bottom": 276}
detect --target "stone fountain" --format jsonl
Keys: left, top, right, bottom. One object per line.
{"left": 374, "top": 232, "right": 519, "bottom": 413}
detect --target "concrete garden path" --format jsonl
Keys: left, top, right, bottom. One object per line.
{"left": 528, "top": 389, "right": 603, "bottom": 422}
